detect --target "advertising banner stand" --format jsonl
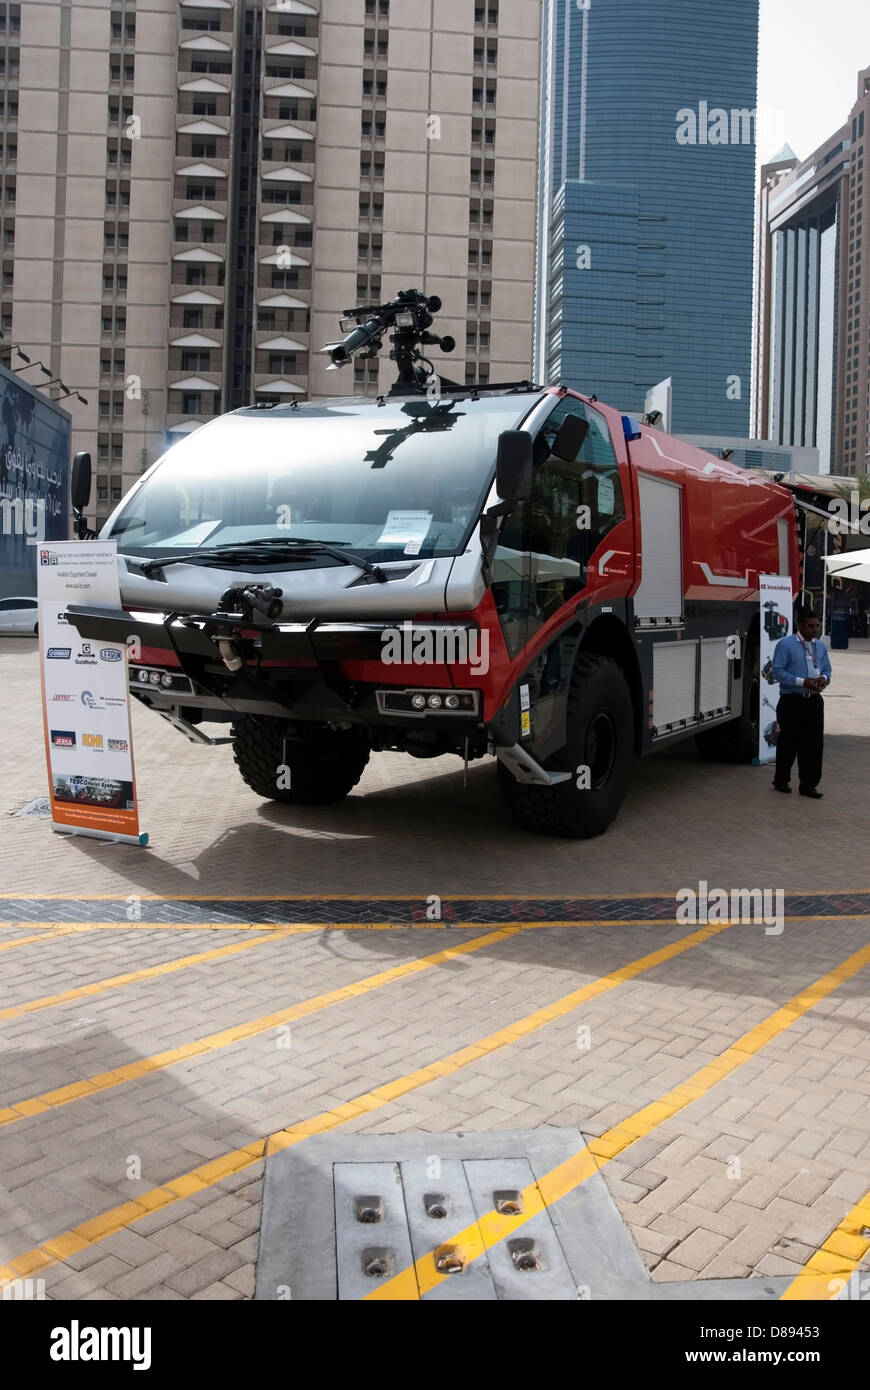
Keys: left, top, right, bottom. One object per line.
{"left": 37, "top": 541, "right": 148, "bottom": 846}
{"left": 754, "top": 573, "right": 793, "bottom": 768}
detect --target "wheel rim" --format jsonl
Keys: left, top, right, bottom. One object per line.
{"left": 586, "top": 711, "right": 617, "bottom": 790}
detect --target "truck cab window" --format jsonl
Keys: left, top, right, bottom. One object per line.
{"left": 492, "top": 399, "right": 625, "bottom": 653}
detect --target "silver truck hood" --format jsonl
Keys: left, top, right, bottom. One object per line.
{"left": 116, "top": 532, "right": 487, "bottom": 620}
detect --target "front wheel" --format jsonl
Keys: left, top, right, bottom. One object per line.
{"left": 233, "top": 717, "right": 370, "bottom": 805}
{"left": 498, "top": 653, "right": 634, "bottom": 838}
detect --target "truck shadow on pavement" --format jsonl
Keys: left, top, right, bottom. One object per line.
{"left": 53, "top": 730, "right": 868, "bottom": 902}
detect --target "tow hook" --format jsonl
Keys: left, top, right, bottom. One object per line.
{"left": 216, "top": 638, "right": 244, "bottom": 673}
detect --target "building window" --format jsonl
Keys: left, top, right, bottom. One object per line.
{"left": 269, "top": 353, "right": 298, "bottom": 374}
{"left": 181, "top": 392, "right": 202, "bottom": 414}
{"left": 181, "top": 350, "right": 211, "bottom": 371}
{"left": 262, "top": 187, "right": 301, "bottom": 204}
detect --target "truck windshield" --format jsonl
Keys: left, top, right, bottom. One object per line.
{"left": 105, "top": 395, "right": 537, "bottom": 563}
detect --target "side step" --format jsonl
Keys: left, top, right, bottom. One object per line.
{"left": 496, "top": 743, "right": 572, "bottom": 787}
{"left": 157, "top": 707, "right": 234, "bottom": 746}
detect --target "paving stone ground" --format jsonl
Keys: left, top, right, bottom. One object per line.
{"left": 0, "top": 637, "right": 868, "bottom": 1300}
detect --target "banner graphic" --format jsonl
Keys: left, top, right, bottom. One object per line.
{"left": 37, "top": 541, "right": 147, "bottom": 844}
{"left": 757, "top": 573, "right": 793, "bottom": 766}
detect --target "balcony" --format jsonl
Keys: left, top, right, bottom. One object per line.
{"left": 258, "top": 198, "right": 314, "bottom": 226}
{"left": 171, "top": 240, "right": 227, "bottom": 261}
{"left": 251, "top": 371, "right": 309, "bottom": 398}
{"left": 262, "top": 118, "right": 316, "bottom": 140}
{"left": 169, "top": 364, "right": 221, "bottom": 385}
{"left": 255, "top": 330, "right": 310, "bottom": 350}
{"left": 165, "top": 413, "right": 210, "bottom": 432}
{"left": 263, "top": 74, "right": 316, "bottom": 98}
{"left": 264, "top": 36, "right": 318, "bottom": 60}
{"left": 176, "top": 110, "right": 231, "bottom": 134}
{"left": 172, "top": 198, "right": 229, "bottom": 223}
{"left": 177, "top": 70, "right": 231, "bottom": 94}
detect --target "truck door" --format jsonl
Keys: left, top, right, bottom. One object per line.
{"left": 490, "top": 398, "right": 626, "bottom": 657}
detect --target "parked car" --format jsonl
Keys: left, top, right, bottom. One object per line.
{"left": 0, "top": 596, "right": 38, "bottom": 634}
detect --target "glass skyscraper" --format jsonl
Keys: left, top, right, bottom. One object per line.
{"left": 535, "top": 0, "right": 759, "bottom": 434}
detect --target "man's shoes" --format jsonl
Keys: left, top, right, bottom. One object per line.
{"left": 772, "top": 782, "right": 791, "bottom": 793}
{"left": 799, "top": 788, "right": 823, "bottom": 799}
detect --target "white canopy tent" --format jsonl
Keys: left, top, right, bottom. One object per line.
{"left": 824, "top": 548, "right": 870, "bottom": 584}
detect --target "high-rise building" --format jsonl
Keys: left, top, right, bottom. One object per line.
{"left": 8, "top": 0, "right": 541, "bottom": 532}
{"left": 754, "top": 66, "right": 870, "bottom": 477}
{"left": 535, "top": 0, "right": 758, "bottom": 434}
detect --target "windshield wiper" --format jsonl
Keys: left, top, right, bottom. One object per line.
{"left": 140, "top": 536, "right": 387, "bottom": 581}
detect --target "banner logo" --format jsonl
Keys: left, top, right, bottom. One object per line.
{"left": 50, "top": 730, "right": 76, "bottom": 748}
{"left": 47, "top": 647, "right": 71, "bottom": 659}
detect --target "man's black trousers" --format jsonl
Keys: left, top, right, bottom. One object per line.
{"left": 775, "top": 692, "right": 824, "bottom": 790}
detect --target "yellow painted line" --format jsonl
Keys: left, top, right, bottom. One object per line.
{"left": 780, "top": 1186, "right": 870, "bottom": 1300}
{"left": 367, "top": 938, "right": 870, "bottom": 1300}
{"left": 0, "top": 919, "right": 730, "bottom": 1284}
{"left": 0, "top": 927, "right": 98, "bottom": 951}
{"left": 0, "top": 931, "right": 299, "bottom": 1021}
{"left": 0, "top": 927, "right": 519, "bottom": 1128}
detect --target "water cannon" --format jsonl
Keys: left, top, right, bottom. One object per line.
{"left": 320, "top": 288, "right": 459, "bottom": 393}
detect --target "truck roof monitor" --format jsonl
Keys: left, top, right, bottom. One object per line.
{"left": 319, "top": 287, "right": 458, "bottom": 394}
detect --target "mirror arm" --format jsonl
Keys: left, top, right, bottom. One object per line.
{"left": 480, "top": 511, "right": 502, "bottom": 577}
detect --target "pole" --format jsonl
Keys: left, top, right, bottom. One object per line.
{"left": 821, "top": 525, "right": 828, "bottom": 635}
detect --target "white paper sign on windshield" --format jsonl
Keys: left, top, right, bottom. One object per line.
{"left": 376, "top": 510, "right": 433, "bottom": 556}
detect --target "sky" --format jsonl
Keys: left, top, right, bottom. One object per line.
{"left": 758, "top": 0, "right": 870, "bottom": 165}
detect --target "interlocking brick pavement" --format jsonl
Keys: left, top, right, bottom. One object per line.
{"left": 0, "top": 639, "right": 868, "bottom": 1299}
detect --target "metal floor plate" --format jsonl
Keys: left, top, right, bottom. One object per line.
{"left": 256, "top": 1128, "right": 790, "bottom": 1301}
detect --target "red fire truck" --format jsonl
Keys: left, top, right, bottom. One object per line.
{"left": 66, "top": 290, "right": 799, "bottom": 837}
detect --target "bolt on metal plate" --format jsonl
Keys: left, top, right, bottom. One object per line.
{"left": 335, "top": 1163, "right": 414, "bottom": 1301}
{"left": 355, "top": 1195, "right": 384, "bottom": 1224}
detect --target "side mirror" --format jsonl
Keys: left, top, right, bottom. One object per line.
{"left": 551, "top": 414, "right": 589, "bottom": 462}
{"left": 495, "top": 430, "right": 533, "bottom": 505}
{"left": 71, "top": 451, "right": 92, "bottom": 512}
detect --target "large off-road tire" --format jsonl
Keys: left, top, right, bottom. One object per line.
{"left": 233, "top": 717, "right": 369, "bottom": 805}
{"left": 498, "top": 653, "right": 634, "bottom": 838}
{"left": 694, "top": 639, "right": 759, "bottom": 763}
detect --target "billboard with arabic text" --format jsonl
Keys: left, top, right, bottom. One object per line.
{"left": 0, "top": 363, "right": 71, "bottom": 600}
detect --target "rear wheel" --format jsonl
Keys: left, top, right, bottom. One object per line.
{"left": 233, "top": 717, "right": 369, "bottom": 805}
{"left": 694, "top": 640, "right": 759, "bottom": 762}
{"left": 498, "top": 653, "right": 634, "bottom": 838}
